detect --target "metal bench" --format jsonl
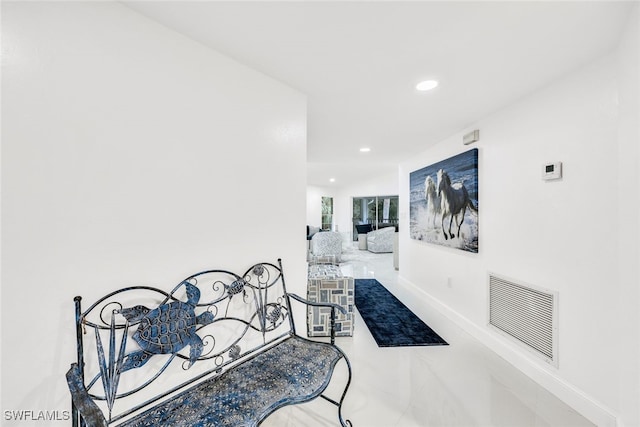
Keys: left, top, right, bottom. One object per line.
{"left": 66, "top": 259, "right": 352, "bottom": 427}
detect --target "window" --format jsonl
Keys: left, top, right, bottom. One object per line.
{"left": 352, "top": 195, "right": 398, "bottom": 240}
{"left": 321, "top": 197, "right": 333, "bottom": 230}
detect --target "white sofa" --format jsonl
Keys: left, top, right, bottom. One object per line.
{"left": 366, "top": 226, "right": 396, "bottom": 253}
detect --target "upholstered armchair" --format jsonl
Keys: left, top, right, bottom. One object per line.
{"left": 366, "top": 226, "right": 396, "bottom": 253}
{"left": 309, "top": 231, "right": 343, "bottom": 263}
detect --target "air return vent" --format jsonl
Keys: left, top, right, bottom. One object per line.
{"left": 488, "top": 273, "right": 558, "bottom": 366}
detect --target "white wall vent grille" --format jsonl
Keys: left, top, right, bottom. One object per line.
{"left": 488, "top": 273, "right": 558, "bottom": 366}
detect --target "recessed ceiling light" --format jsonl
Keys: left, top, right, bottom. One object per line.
{"left": 359, "top": 147, "right": 371, "bottom": 153}
{"left": 416, "top": 80, "right": 439, "bottom": 91}
{"left": 329, "top": 178, "right": 336, "bottom": 183}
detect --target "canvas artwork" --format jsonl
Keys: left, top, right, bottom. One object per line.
{"left": 409, "top": 148, "right": 478, "bottom": 253}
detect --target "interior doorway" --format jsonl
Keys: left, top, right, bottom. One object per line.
{"left": 352, "top": 195, "right": 399, "bottom": 240}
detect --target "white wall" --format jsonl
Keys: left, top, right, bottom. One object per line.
{"left": 1, "top": 2, "right": 307, "bottom": 424}
{"left": 398, "top": 9, "right": 639, "bottom": 426}
{"left": 615, "top": 6, "right": 640, "bottom": 427}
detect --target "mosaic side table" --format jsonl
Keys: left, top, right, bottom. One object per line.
{"left": 307, "top": 263, "right": 354, "bottom": 337}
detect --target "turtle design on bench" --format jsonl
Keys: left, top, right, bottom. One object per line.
{"left": 119, "top": 282, "right": 215, "bottom": 371}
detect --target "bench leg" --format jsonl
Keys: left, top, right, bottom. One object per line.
{"left": 320, "top": 353, "right": 353, "bottom": 427}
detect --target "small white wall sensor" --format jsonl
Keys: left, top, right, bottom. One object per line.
{"left": 542, "top": 162, "right": 562, "bottom": 180}
{"left": 463, "top": 130, "right": 480, "bottom": 145}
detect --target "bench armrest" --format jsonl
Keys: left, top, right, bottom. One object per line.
{"left": 66, "top": 363, "right": 108, "bottom": 427}
{"left": 287, "top": 293, "right": 347, "bottom": 344}
{"left": 287, "top": 293, "right": 347, "bottom": 315}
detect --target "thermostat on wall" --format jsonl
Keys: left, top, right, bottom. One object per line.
{"left": 542, "top": 162, "right": 562, "bottom": 180}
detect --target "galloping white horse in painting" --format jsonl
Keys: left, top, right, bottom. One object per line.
{"left": 437, "top": 169, "right": 477, "bottom": 240}
{"left": 424, "top": 176, "right": 441, "bottom": 229}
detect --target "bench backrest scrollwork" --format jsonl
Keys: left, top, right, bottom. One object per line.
{"left": 70, "top": 260, "right": 294, "bottom": 425}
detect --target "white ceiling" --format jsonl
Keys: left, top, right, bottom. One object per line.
{"left": 123, "top": 1, "right": 633, "bottom": 187}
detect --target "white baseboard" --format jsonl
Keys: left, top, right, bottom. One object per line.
{"left": 397, "top": 276, "right": 618, "bottom": 427}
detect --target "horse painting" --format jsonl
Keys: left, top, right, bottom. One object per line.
{"left": 437, "top": 169, "right": 477, "bottom": 240}
{"left": 424, "top": 176, "right": 441, "bottom": 229}
{"left": 409, "top": 148, "right": 478, "bottom": 252}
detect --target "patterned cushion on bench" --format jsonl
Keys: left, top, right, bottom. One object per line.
{"left": 120, "top": 336, "right": 342, "bottom": 427}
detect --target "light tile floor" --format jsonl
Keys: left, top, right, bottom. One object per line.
{"left": 263, "top": 244, "right": 594, "bottom": 427}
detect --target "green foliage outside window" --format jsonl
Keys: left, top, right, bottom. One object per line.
{"left": 321, "top": 197, "right": 333, "bottom": 230}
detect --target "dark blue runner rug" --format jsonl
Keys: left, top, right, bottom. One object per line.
{"left": 354, "top": 279, "right": 448, "bottom": 347}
